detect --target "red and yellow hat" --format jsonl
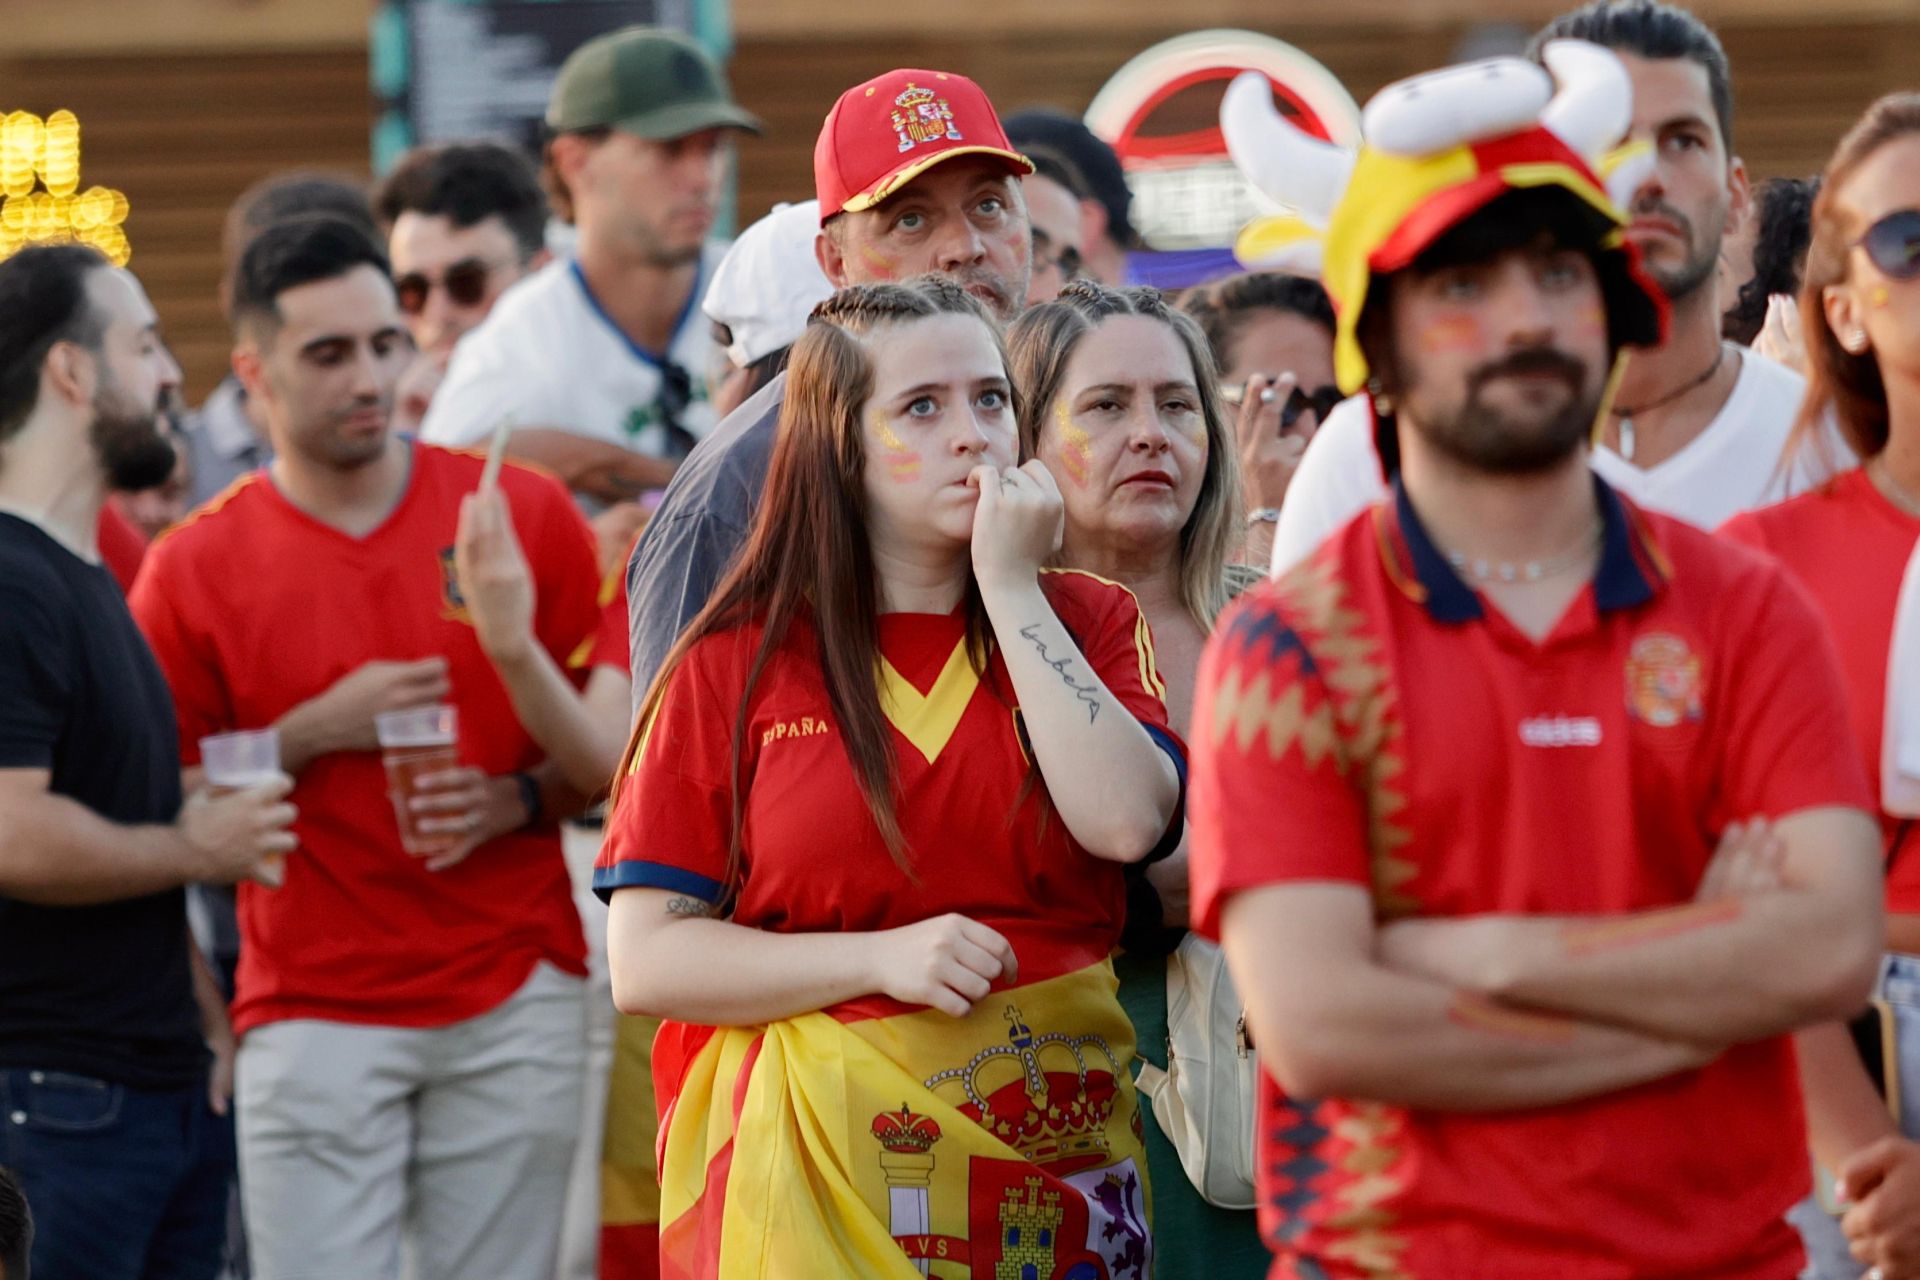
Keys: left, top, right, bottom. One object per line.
{"left": 814, "top": 69, "right": 1034, "bottom": 223}
{"left": 1223, "top": 40, "right": 1668, "bottom": 395}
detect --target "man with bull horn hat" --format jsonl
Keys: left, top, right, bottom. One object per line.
{"left": 1187, "top": 39, "right": 1882, "bottom": 1278}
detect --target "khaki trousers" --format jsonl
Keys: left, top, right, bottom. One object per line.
{"left": 236, "top": 961, "right": 586, "bottom": 1280}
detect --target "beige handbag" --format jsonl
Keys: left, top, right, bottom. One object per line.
{"left": 1133, "top": 933, "right": 1259, "bottom": 1209}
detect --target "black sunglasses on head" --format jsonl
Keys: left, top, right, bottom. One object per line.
{"left": 394, "top": 257, "right": 510, "bottom": 315}
{"left": 1857, "top": 209, "right": 1920, "bottom": 281}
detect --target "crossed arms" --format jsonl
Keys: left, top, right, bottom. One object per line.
{"left": 1219, "top": 806, "right": 1882, "bottom": 1112}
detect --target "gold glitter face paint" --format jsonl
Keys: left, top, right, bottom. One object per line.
{"left": 871, "top": 409, "right": 921, "bottom": 483}
{"left": 856, "top": 243, "right": 899, "bottom": 280}
{"left": 1179, "top": 398, "right": 1210, "bottom": 452}
{"left": 1053, "top": 397, "right": 1092, "bottom": 487}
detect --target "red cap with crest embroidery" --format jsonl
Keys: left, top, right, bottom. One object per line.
{"left": 814, "top": 68, "right": 1033, "bottom": 224}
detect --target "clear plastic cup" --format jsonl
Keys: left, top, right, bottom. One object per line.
{"left": 375, "top": 705, "right": 459, "bottom": 855}
{"left": 199, "top": 729, "right": 285, "bottom": 879}
{"left": 200, "top": 729, "right": 280, "bottom": 787}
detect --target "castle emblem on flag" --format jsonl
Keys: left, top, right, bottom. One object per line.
{"left": 891, "top": 83, "right": 964, "bottom": 152}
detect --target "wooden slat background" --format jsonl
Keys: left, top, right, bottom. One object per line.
{"left": 4, "top": 16, "right": 1915, "bottom": 400}
{"left": 0, "top": 48, "right": 373, "bottom": 398}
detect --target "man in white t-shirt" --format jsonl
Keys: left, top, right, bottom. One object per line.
{"left": 421, "top": 27, "right": 760, "bottom": 523}
{"left": 1270, "top": 3, "right": 1843, "bottom": 574}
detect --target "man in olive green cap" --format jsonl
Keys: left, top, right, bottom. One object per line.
{"left": 422, "top": 26, "right": 760, "bottom": 534}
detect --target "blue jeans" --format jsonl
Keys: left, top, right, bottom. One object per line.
{"left": 1879, "top": 953, "right": 1920, "bottom": 1134}
{"left": 0, "top": 1068, "right": 231, "bottom": 1280}
{"left": 1797, "top": 953, "right": 1920, "bottom": 1280}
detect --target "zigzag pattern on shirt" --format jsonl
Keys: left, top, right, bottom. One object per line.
{"left": 1320, "top": 1103, "right": 1412, "bottom": 1280}
{"left": 1209, "top": 665, "right": 1345, "bottom": 772}
{"left": 1265, "top": 556, "right": 1418, "bottom": 916}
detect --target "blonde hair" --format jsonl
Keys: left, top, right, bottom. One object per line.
{"left": 1007, "top": 279, "right": 1243, "bottom": 627}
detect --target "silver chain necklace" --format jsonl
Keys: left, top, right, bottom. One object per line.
{"left": 1442, "top": 522, "right": 1603, "bottom": 585}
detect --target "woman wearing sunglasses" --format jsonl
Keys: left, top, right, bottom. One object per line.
{"left": 1178, "top": 273, "right": 1339, "bottom": 569}
{"left": 1007, "top": 281, "right": 1269, "bottom": 1276}
{"left": 598, "top": 277, "right": 1183, "bottom": 1274}
{"left": 1720, "top": 94, "right": 1920, "bottom": 1280}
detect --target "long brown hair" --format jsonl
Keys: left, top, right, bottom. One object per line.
{"left": 614, "top": 278, "right": 1010, "bottom": 895}
{"left": 1790, "top": 93, "right": 1920, "bottom": 464}
{"left": 1006, "top": 279, "right": 1243, "bottom": 627}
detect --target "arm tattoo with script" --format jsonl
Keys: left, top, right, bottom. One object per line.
{"left": 664, "top": 895, "right": 718, "bottom": 919}
{"left": 1017, "top": 623, "right": 1102, "bottom": 724}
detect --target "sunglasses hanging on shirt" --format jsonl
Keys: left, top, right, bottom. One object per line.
{"left": 654, "top": 361, "right": 700, "bottom": 459}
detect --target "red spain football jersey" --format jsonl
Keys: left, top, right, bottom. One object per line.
{"left": 597, "top": 570, "right": 1182, "bottom": 986}
{"left": 591, "top": 566, "right": 630, "bottom": 675}
{"left": 1190, "top": 477, "right": 1870, "bottom": 1279}
{"left": 130, "top": 443, "right": 597, "bottom": 1036}
{"left": 1720, "top": 467, "right": 1920, "bottom": 913}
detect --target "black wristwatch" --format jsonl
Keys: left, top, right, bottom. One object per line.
{"left": 511, "top": 771, "right": 543, "bottom": 829}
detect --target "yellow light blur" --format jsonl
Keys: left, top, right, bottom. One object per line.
{"left": 0, "top": 110, "right": 131, "bottom": 266}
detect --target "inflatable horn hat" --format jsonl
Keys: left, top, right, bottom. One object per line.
{"left": 1223, "top": 39, "right": 1668, "bottom": 396}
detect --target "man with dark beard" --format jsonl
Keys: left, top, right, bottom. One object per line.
{"left": 129, "top": 216, "right": 607, "bottom": 1278}
{"left": 1189, "top": 47, "right": 1883, "bottom": 1275}
{"left": 0, "top": 244, "right": 297, "bottom": 1280}
{"left": 1269, "top": 0, "right": 1832, "bottom": 573}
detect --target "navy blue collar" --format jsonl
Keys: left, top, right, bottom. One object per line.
{"left": 1390, "top": 472, "right": 1658, "bottom": 624}
{"left": 568, "top": 257, "right": 705, "bottom": 370}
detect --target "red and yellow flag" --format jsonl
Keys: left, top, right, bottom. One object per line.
{"left": 653, "top": 961, "right": 1155, "bottom": 1279}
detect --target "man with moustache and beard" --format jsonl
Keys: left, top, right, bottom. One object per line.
{"left": 130, "top": 216, "right": 608, "bottom": 1279}
{"left": 1269, "top": 0, "right": 1833, "bottom": 574}
{"left": 1189, "top": 54, "right": 1884, "bottom": 1271}
{"left": 0, "top": 245, "right": 297, "bottom": 1280}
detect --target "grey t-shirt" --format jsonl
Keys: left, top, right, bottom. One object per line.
{"left": 176, "top": 376, "right": 273, "bottom": 507}
{"left": 625, "top": 372, "right": 786, "bottom": 716}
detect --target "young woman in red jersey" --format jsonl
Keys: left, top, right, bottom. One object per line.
{"left": 597, "top": 277, "right": 1182, "bottom": 1277}
{"left": 1720, "top": 94, "right": 1920, "bottom": 1279}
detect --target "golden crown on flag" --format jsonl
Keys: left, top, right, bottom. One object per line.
{"left": 924, "top": 1005, "right": 1123, "bottom": 1172}
{"left": 871, "top": 1104, "right": 944, "bottom": 1155}
{"left": 894, "top": 83, "right": 938, "bottom": 109}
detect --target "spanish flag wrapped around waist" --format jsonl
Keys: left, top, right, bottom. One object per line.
{"left": 653, "top": 957, "right": 1155, "bottom": 1279}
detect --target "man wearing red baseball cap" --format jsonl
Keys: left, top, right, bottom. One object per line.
{"left": 625, "top": 66, "right": 1035, "bottom": 715}
{"left": 813, "top": 68, "right": 1034, "bottom": 323}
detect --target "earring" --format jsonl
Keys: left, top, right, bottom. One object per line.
{"left": 1846, "top": 329, "right": 1870, "bottom": 354}
{"left": 1367, "top": 377, "right": 1394, "bottom": 416}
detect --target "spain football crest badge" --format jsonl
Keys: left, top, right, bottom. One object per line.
{"left": 890, "top": 83, "right": 964, "bottom": 153}
{"left": 1624, "top": 632, "right": 1703, "bottom": 727}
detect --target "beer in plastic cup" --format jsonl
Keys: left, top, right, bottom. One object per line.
{"left": 198, "top": 729, "right": 285, "bottom": 882}
{"left": 375, "top": 705, "right": 459, "bottom": 855}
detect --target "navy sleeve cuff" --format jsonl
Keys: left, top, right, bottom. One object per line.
{"left": 591, "top": 861, "right": 725, "bottom": 906}
{"left": 1141, "top": 723, "right": 1187, "bottom": 866}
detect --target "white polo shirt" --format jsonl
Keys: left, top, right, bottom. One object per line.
{"left": 420, "top": 246, "right": 725, "bottom": 459}
{"left": 1270, "top": 347, "right": 1845, "bottom": 573}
